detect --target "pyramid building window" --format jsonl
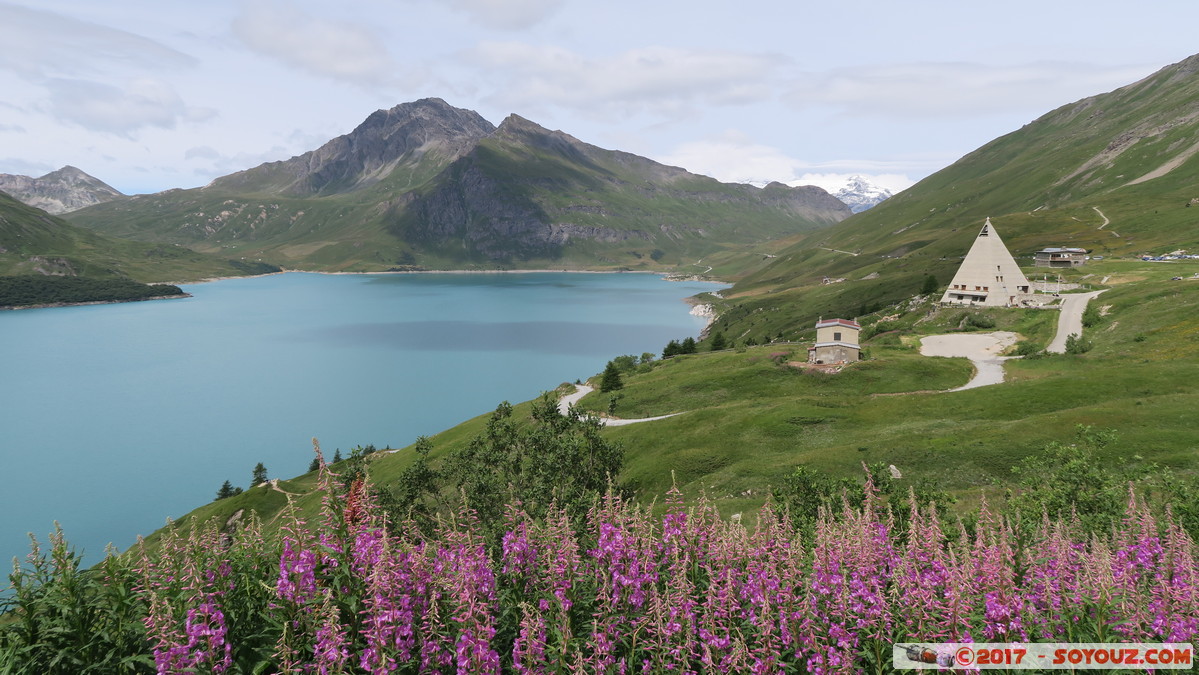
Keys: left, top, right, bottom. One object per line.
{"left": 939, "top": 218, "right": 1032, "bottom": 307}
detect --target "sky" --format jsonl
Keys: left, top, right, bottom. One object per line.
{"left": 0, "top": 0, "right": 1195, "bottom": 197}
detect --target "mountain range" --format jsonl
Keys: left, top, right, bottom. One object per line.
{"left": 63, "top": 99, "right": 851, "bottom": 272}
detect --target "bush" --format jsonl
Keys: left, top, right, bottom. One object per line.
{"left": 862, "top": 321, "right": 898, "bottom": 341}
{"left": 1064, "top": 333, "right": 1093, "bottom": 354}
{"left": 1014, "top": 340, "right": 1043, "bottom": 357}
{"left": 964, "top": 313, "right": 996, "bottom": 329}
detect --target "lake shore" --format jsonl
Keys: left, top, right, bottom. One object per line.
{"left": 171, "top": 267, "right": 719, "bottom": 287}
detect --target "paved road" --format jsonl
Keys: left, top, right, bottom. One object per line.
{"left": 1046, "top": 290, "right": 1106, "bottom": 353}
{"left": 919, "top": 331, "right": 1019, "bottom": 391}
{"left": 558, "top": 384, "right": 683, "bottom": 426}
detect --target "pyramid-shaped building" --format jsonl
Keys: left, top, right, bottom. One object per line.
{"left": 940, "top": 218, "right": 1031, "bottom": 307}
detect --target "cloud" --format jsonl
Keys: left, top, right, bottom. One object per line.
{"left": 659, "top": 132, "right": 802, "bottom": 184}
{"left": 790, "top": 173, "right": 914, "bottom": 194}
{"left": 0, "top": 3, "right": 195, "bottom": 79}
{"left": 43, "top": 79, "right": 216, "bottom": 137}
{"left": 0, "top": 4, "right": 208, "bottom": 136}
{"left": 785, "top": 61, "right": 1157, "bottom": 118}
{"left": 0, "top": 157, "right": 54, "bottom": 177}
{"left": 443, "top": 0, "right": 564, "bottom": 30}
{"left": 232, "top": 0, "right": 402, "bottom": 86}
{"left": 468, "top": 42, "right": 783, "bottom": 117}
{"left": 658, "top": 131, "right": 919, "bottom": 192}
{"left": 185, "top": 142, "right": 297, "bottom": 183}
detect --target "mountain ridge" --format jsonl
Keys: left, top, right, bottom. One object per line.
{"left": 209, "top": 98, "right": 497, "bottom": 197}
{"left": 0, "top": 190, "right": 279, "bottom": 282}
{"left": 64, "top": 100, "right": 850, "bottom": 272}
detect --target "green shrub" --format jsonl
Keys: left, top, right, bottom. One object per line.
{"left": 1014, "top": 340, "right": 1043, "bottom": 357}
{"left": 1064, "top": 333, "right": 1093, "bottom": 354}
{"left": 964, "top": 313, "right": 996, "bottom": 329}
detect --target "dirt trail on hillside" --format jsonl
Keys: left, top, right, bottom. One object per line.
{"left": 558, "top": 384, "right": 683, "bottom": 426}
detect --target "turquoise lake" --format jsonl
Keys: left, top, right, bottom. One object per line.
{"left": 0, "top": 272, "right": 724, "bottom": 565}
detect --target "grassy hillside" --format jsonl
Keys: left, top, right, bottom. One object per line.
{"left": 711, "top": 54, "right": 1199, "bottom": 342}
{"left": 135, "top": 57, "right": 1199, "bottom": 548}
{"left": 0, "top": 191, "right": 279, "bottom": 283}
{"left": 148, "top": 257, "right": 1199, "bottom": 547}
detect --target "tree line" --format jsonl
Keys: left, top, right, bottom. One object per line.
{"left": 0, "top": 275, "right": 185, "bottom": 308}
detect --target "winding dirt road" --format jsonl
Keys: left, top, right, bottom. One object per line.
{"left": 558, "top": 384, "right": 683, "bottom": 426}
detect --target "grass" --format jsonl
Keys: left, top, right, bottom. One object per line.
{"left": 137, "top": 261, "right": 1199, "bottom": 556}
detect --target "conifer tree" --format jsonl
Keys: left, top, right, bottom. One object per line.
{"left": 921, "top": 273, "right": 939, "bottom": 295}
{"left": 709, "top": 331, "right": 727, "bottom": 351}
{"left": 600, "top": 360, "right": 623, "bottom": 392}
{"left": 214, "top": 480, "right": 237, "bottom": 501}
{"left": 662, "top": 339, "right": 680, "bottom": 358}
{"left": 680, "top": 337, "right": 697, "bottom": 354}
{"left": 252, "top": 462, "right": 268, "bottom": 486}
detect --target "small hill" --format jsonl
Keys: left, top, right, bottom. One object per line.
{"left": 66, "top": 99, "right": 849, "bottom": 272}
{"left": 0, "top": 190, "right": 278, "bottom": 282}
{"left": 0, "top": 165, "right": 123, "bottom": 214}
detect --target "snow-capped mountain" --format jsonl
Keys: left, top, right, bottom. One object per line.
{"left": 832, "top": 175, "right": 893, "bottom": 213}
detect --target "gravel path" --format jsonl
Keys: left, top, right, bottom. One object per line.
{"left": 919, "top": 331, "right": 1019, "bottom": 391}
{"left": 558, "top": 384, "right": 683, "bottom": 426}
{"left": 1046, "top": 290, "right": 1106, "bottom": 353}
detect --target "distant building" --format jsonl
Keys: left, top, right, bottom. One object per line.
{"left": 940, "top": 218, "right": 1032, "bottom": 307}
{"left": 808, "top": 318, "right": 860, "bottom": 364}
{"left": 1034, "top": 247, "right": 1087, "bottom": 268}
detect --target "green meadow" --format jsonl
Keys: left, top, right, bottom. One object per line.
{"left": 151, "top": 258, "right": 1199, "bottom": 546}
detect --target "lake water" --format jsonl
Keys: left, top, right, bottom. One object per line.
{"left": 0, "top": 272, "right": 724, "bottom": 566}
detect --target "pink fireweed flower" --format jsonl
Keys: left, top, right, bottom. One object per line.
{"left": 277, "top": 538, "right": 319, "bottom": 604}
{"left": 182, "top": 599, "right": 233, "bottom": 674}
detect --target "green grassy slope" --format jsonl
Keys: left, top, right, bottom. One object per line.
{"left": 0, "top": 191, "right": 278, "bottom": 282}
{"left": 714, "top": 54, "right": 1199, "bottom": 341}
{"left": 147, "top": 259, "right": 1199, "bottom": 545}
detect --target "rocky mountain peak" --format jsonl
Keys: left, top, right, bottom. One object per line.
{"left": 832, "top": 175, "right": 893, "bottom": 213}
{"left": 493, "top": 114, "right": 587, "bottom": 151}
{"left": 0, "top": 166, "right": 122, "bottom": 214}
{"left": 212, "top": 98, "right": 497, "bottom": 196}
